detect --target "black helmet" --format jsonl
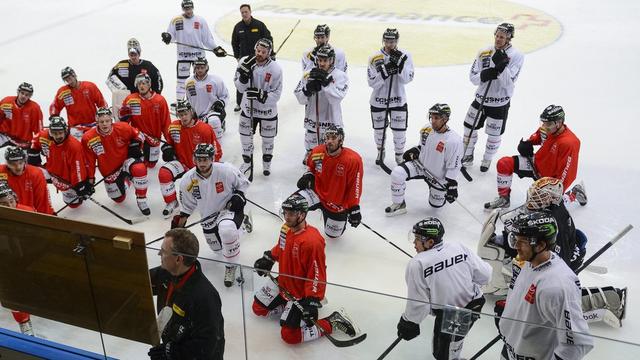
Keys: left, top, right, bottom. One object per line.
{"left": 176, "top": 99, "right": 192, "bottom": 113}
{"left": 508, "top": 210, "right": 558, "bottom": 250}
{"left": 254, "top": 38, "right": 273, "bottom": 55}
{"left": 96, "top": 107, "right": 113, "bottom": 118}
{"left": 324, "top": 124, "right": 344, "bottom": 142}
{"left": 314, "top": 24, "right": 330, "bottom": 37}
{"left": 282, "top": 193, "right": 309, "bottom": 213}
{"left": 316, "top": 45, "right": 335, "bottom": 60}
{"left": 540, "top": 104, "right": 565, "bottom": 123}
{"left": 428, "top": 103, "right": 452, "bottom": 120}
{"left": 17, "top": 82, "right": 34, "bottom": 94}
{"left": 495, "top": 23, "right": 515, "bottom": 39}
{"left": 412, "top": 217, "right": 445, "bottom": 243}
{"left": 4, "top": 146, "right": 26, "bottom": 162}
{"left": 193, "top": 143, "right": 215, "bottom": 160}
{"left": 48, "top": 116, "right": 68, "bottom": 132}
{"left": 61, "top": 66, "right": 76, "bottom": 79}
{"left": 383, "top": 28, "right": 399, "bottom": 41}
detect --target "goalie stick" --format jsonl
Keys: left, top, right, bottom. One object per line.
{"left": 267, "top": 274, "right": 367, "bottom": 348}
{"left": 469, "top": 224, "right": 633, "bottom": 360}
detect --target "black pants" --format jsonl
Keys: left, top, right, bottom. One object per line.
{"left": 432, "top": 296, "right": 485, "bottom": 360}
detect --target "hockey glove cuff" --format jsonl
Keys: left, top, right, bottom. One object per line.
{"left": 517, "top": 139, "right": 534, "bottom": 157}
{"left": 347, "top": 205, "right": 361, "bottom": 227}
{"left": 445, "top": 178, "right": 458, "bottom": 203}
{"left": 296, "top": 172, "right": 315, "bottom": 190}
{"left": 161, "top": 144, "right": 176, "bottom": 162}
{"left": 27, "top": 148, "right": 42, "bottom": 167}
{"left": 253, "top": 250, "right": 275, "bottom": 276}
{"left": 213, "top": 46, "right": 227, "bottom": 58}
{"left": 402, "top": 146, "right": 420, "bottom": 161}
{"left": 397, "top": 316, "right": 420, "bottom": 341}
{"left": 299, "top": 297, "right": 322, "bottom": 326}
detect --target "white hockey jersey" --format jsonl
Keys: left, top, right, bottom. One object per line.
{"left": 367, "top": 48, "right": 414, "bottom": 108}
{"left": 469, "top": 44, "right": 524, "bottom": 107}
{"left": 301, "top": 46, "right": 348, "bottom": 73}
{"left": 293, "top": 67, "right": 348, "bottom": 131}
{"left": 416, "top": 126, "right": 463, "bottom": 181}
{"left": 185, "top": 74, "right": 229, "bottom": 118}
{"left": 166, "top": 14, "right": 217, "bottom": 60}
{"left": 403, "top": 242, "right": 491, "bottom": 324}
{"left": 500, "top": 254, "right": 593, "bottom": 360}
{"left": 179, "top": 162, "right": 250, "bottom": 218}
{"left": 234, "top": 57, "right": 283, "bottom": 119}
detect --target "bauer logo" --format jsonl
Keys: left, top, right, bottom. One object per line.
{"left": 215, "top": 0, "right": 561, "bottom": 67}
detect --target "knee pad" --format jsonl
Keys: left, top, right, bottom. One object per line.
{"left": 105, "top": 180, "right": 126, "bottom": 201}
{"left": 370, "top": 107, "right": 387, "bottom": 129}
{"left": 158, "top": 167, "right": 175, "bottom": 183}
{"left": 389, "top": 106, "right": 408, "bottom": 131}
{"left": 252, "top": 299, "right": 270, "bottom": 317}
{"left": 254, "top": 279, "right": 282, "bottom": 311}
{"left": 281, "top": 326, "right": 302, "bottom": 345}
{"left": 496, "top": 156, "right": 515, "bottom": 175}
{"left": 324, "top": 216, "right": 347, "bottom": 238}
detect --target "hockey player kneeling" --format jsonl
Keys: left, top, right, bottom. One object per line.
{"left": 386, "top": 103, "right": 462, "bottom": 216}
{"left": 252, "top": 194, "right": 361, "bottom": 345}
{"left": 499, "top": 211, "right": 593, "bottom": 360}
{"left": 397, "top": 217, "right": 490, "bottom": 360}
{"left": 295, "top": 125, "right": 363, "bottom": 239}
{"left": 174, "top": 143, "right": 251, "bottom": 287}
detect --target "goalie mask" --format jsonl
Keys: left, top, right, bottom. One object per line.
{"left": 527, "top": 177, "right": 564, "bottom": 210}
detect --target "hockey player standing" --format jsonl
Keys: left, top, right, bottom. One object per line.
{"left": 499, "top": 211, "right": 593, "bottom": 359}
{"left": 397, "top": 217, "right": 490, "bottom": 360}
{"left": 385, "top": 104, "right": 462, "bottom": 216}
{"left": 28, "top": 116, "right": 93, "bottom": 208}
{"left": 82, "top": 107, "right": 150, "bottom": 215}
{"left": 485, "top": 104, "right": 584, "bottom": 209}
{"left": 0, "top": 82, "right": 43, "bottom": 148}
{"left": 0, "top": 146, "right": 53, "bottom": 215}
{"left": 301, "top": 24, "right": 347, "bottom": 73}
{"left": 158, "top": 100, "right": 221, "bottom": 218}
{"left": 294, "top": 45, "right": 348, "bottom": 162}
{"left": 174, "top": 143, "right": 251, "bottom": 287}
{"left": 185, "top": 57, "right": 229, "bottom": 138}
{"left": 234, "top": 38, "right": 283, "bottom": 178}
{"left": 462, "top": 23, "right": 524, "bottom": 172}
{"left": 367, "top": 28, "right": 414, "bottom": 165}
{"left": 295, "top": 125, "right": 362, "bottom": 239}
{"left": 50, "top": 67, "right": 108, "bottom": 140}
{"left": 252, "top": 193, "right": 359, "bottom": 345}
{"left": 119, "top": 73, "right": 171, "bottom": 168}
{"left": 106, "top": 38, "right": 163, "bottom": 115}
{"left": 162, "top": 0, "right": 227, "bottom": 100}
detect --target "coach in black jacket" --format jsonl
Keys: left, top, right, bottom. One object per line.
{"left": 149, "top": 229, "right": 224, "bottom": 360}
{"left": 231, "top": 4, "right": 272, "bottom": 111}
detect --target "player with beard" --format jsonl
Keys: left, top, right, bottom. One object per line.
{"left": 0, "top": 146, "right": 53, "bottom": 214}
{"left": 301, "top": 24, "right": 347, "bottom": 73}
{"left": 185, "top": 57, "right": 229, "bottom": 138}
{"left": 0, "top": 82, "right": 43, "bottom": 149}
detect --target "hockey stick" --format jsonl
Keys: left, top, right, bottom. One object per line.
{"left": 87, "top": 197, "right": 147, "bottom": 225}
{"left": 247, "top": 70, "right": 255, "bottom": 182}
{"left": 54, "top": 177, "right": 105, "bottom": 215}
{"left": 173, "top": 41, "right": 234, "bottom": 57}
{"left": 377, "top": 337, "right": 402, "bottom": 360}
{"left": 274, "top": 19, "right": 301, "bottom": 54}
{"left": 267, "top": 274, "right": 367, "bottom": 347}
{"left": 377, "top": 74, "right": 394, "bottom": 175}
{"left": 469, "top": 224, "right": 633, "bottom": 360}
{"left": 361, "top": 222, "right": 412, "bottom": 258}
{"left": 460, "top": 80, "right": 493, "bottom": 182}
{"left": 246, "top": 197, "right": 283, "bottom": 221}
{"left": 146, "top": 211, "right": 221, "bottom": 245}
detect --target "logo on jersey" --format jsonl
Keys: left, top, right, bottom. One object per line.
{"left": 194, "top": 21, "right": 200, "bottom": 30}
{"left": 87, "top": 136, "right": 105, "bottom": 156}
{"left": 423, "top": 253, "right": 468, "bottom": 278}
{"left": 174, "top": 17, "right": 184, "bottom": 31}
{"left": 336, "top": 163, "right": 345, "bottom": 176}
{"left": 311, "top": 152, "right": 324, "bottom": 173}
{"left": 59, "top": 89, "right": 75, "bottom": 106}
{"left": 169, "top": 124, "right": 182, "bottom": 143}
{"left": 215, "top": 181, "right": 224, "bottom": 193}
{"left": 420, "top": 126, "right": 432, "bottom": 145}
{"left": 480, "top": 51, "right": 492, "bottom": 69}
{"left": 524, "top": 283, "right": 537, "bottom": 304}
{"left": 264, "top": 73, "right": 272, "bottom": 82}
{"left": 436, "top": 141, "right": 445, "bottom": 153}
{"left": 0, "top": 103, "right": 12, "bottom": 119}
{"left": 206, "top": 84, "right": 213, "bottom": 93}
{"left": 38, "top": 137, "right": 52, "bottom": 157}
{"left": 278, "top": 224, "right": 289, "bottom": 249}
{"left": 127, "top": 98, "right": 142, "bottom": 116}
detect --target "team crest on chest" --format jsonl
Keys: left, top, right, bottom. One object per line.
{"left": 215, "top": 181, "right": 224, "bottom": 193}
{"left": 336, "top": 163, "right": 345, "bottom": 176}
{"left": 264, "top": 73, "right": 272, "bottom": 82}
{"left": 194, "top": 21, "right": 200, "bottom": 30}
{"left": 206, "top": 84, "right": 213, "bottom": 93}
{"left": 524, "top": 283, "right": 537, "bottom": 304}
{"left": 436, "top": 141, "right": 445, "bottom": 153}
{"left": 278, "top": 225, "right": 289, "bottom": 249}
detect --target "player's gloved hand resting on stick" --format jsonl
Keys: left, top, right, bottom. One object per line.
{"left": 397, "top": 315, "right": 420, "bottom": 341}
{"left": 253, "top": 250, "right": 275, "bottom": 276}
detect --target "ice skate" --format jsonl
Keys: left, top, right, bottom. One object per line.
{"left": 162, "top": 200, "right": 179, "bottom": 219}
{"left": 480, "top": 159, "right": 491, "bottom": 172}
{"left": 375, "top": 147, "right": 385, "bottom": 165}
{"left": 263, "top": 161, "right": 271, "bottom": 176}
{"left": 224, "top": 266, "right": 237, "bottom": 288}
{"left": 484, "top": 196, "right": 510, "bottom": 210}
{"left": 136, "top": 197, "right": 151, "bottom": 216}
{"left": 462, "top": 154, "right": 474, "bottom": 167}
{"left": 19, "top": 320, "right": 34, "bottom": 336}
{"left": 385, "top": 201, "right": 406, "bottom": 216}
{"left": 395, "top": 153, "right": 403, "bottom": 165}
{"left": 239, "top": 161, "right": 252, "bottom": 178}
{"left": 568, "top": 181, "right": 587, "bottom": 206}
{"left": 326, "top": 308, "right": 357, "bottom": 337}
{"left": 242, "top": 213, "right": 253, "bottom": 233}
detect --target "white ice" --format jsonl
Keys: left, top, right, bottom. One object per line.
{"left": 1, "top": 0, "right": 639, "bottom": 358}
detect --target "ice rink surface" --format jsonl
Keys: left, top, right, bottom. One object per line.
{"left": 1, "top": 0, "right": 639, "bottom": 358}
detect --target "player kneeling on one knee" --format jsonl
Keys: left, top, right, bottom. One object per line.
{"left": 386, "top": 103, "right": 462, "bottom": 216}
{"left": 252, "top": 193, "right": 358, "bottom": 344}
{"left": 295, "top": 125, "right": 363, "bottom": 239}
{"left": 397, "top": 217, "right": 490, "bottom": 360}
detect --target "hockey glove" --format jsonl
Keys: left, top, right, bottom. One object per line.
{"left": 299, "top": 297, "right": 322, "bottom": 326}
{"left": 385, "top": 62, "right": 399, "bottom": 76}
{"left": 161, "top": 32, "right": 172, "bottom": 45}
{"left": 211, "top": 99, "right": 225, "bottom": 113}
{"left": 148, "top": 341, "right": 175, "bottom": 360}
{"left": 311, "top": 68, "right": 333, "bottom": 87}
{"left": 226, "top": 190, "right": 246, "bottom": 212}
{"left": 304, "top": 80, "right": 322, "bottom": 96}
{"left": 492, "top": 49, "right": 510, "bottom": 73}
{"left": 238, "top": 56, "right": 256, "bottom": 84}
{"left": 397, "top": 316, "right": 420, "bottom": 341}
{"left": 347, "top": 205, "right": 361, "bottom": 228}
{"left": 517, "top": 139, "right": 534, "bottom": 157}
{"left": 128, "top": 140, "right": 143, "bottom": 159}
{"left": 118, "top": 105, "right": 132, "bottom": 121}
{"left": 402, "top": 146, "right": 420, "bottom": 161}
{"left": 170, "top": 214, "right": 187, "bottom": 229}
{"left": 390, "top": 48, "right": 407, "bottom": 66}
{"left": 480, "top": 68, "right": 499, "bottom": 82}
{"left": 245, "top": 87, "right": 268, "bottom": 103}
{"left": 161, "top": 144, "right": 176, "bottom": 162}
{"left": 73, "top": 180, "right": 95, "bottom": 199}
{"left": 376, "top": 61, "right": 390, "bottom": 80}
{"left": 213, "top": 46, "right": 227, "bottom": 58}
{"left": 253, "top": 250, "right": 275, "bottom": 276}
{"left": 445, "top": 178, "right": 458, "bottom": 203}
{"left": 296, "top": 172, "right": 315, "bottom": 190}
{"left": 27, "top": 148, "right": 42, "bottom": 166}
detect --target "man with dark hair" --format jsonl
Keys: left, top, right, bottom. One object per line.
{"left": 231, "top": 4, "right": 272, "bottom": 112}
{"left": 148, "top": 228, "right": 225, "bottom": 360}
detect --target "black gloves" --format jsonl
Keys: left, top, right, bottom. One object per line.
{"left": 238, "top": 56, "right": 256, "bottom": 84}
{"left": 385, "top": 62, "right": 399, "bottom": 76}
{"left": 245, "top": 87, "right": 268, "bottom": 104}
{"left": 480, "top": 68, "right": 499, "bottom": 82}
{"left": 213, "top": 46, "right": 227, "bottom": 58}
{"left": 397, "top": 316, "right": 420, "bottom": 341}
{"left": 211, "top": 100, "right": 225, "bottom": 113}
{"left": 148, "top": 342, "right": 174, "bottom": 360}
{"left": 161, "top": 144, "right": 176, "bottom": 162}
{"left": 128, "top": 140, "right": 143, "bottom": 159}
{"left": 347, "top": 205, "right": 361, "bottom": 228}
{"left": 161, "top": 32, "right": 172, "bottom": 45}
{"left": 303, "top": 80, "right": 322, "bottom": 96}
{"left": 517, "top": 139, "right": 534, "bottom": 157}
{"left": 297, "top": 172, "right": 315, "bottom": 190}
{"left": 310, "top": 68, "right": 333, "bottom": 87}
{"left": 389, "top": 48, "right": 407, "bottom": 69}
{"left": 73, "top": 180, "right": 95, "bottom": 199}
{"left": 492, "top": 49, "right": 510, "bottom": 73}
{"left": 374, "top": 58, "right": 389, "bottom": 80}
{"left": 445, "top": 178, "right": 458, "bottom": 203}
{"left": 402, "top": 146, "right": 420, "bottom": 161}
{"left": 226, "top": 190, "right": 246, "bottom": 212}
{"left": 27, "top": 148, "right": 42, "bottom": 166}
{"left": 253, "top": 250, "right": 275, "bottom": 276}
{"left": 299, "top": 297, "right": 322, "bottom": 326}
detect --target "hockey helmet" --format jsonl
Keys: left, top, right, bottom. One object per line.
{"left": 127, "top": 38, "right": 141, "bottom": 55}
{"left": 96, "top": 107, "right": 113, "bottom": 118}
{"left": 282, "top": 193, "right": 309, "bottom": 213}
{"left": 507, "top": 210, "right": 558, "bottom": 250}
{"left": 540, "top": 104, "right": 565, "bottom": 123}
{"left": 412, "top": 217, "right": 445, "bottom": 243}
{"left": 48, "top": 116, "right": 68, "bottom": 133}
{"left": 175, "top": 99, "right": 193, "bottom": 113}
{"left": 428, "top": 103, "right": 452, "bottom": 120}
{"left": 254, "top": 38, "right": 273, "bottom": 55}
{"left": 4, "top": 146, "right": 26, "bottom": 162}
{"left": 314, "top": 24, "right": 330, "bottom": 37}
{"left": 324, "top": 124, "right": 344, "bottom": 142}
{"left": 17, "top": 82, "right": 34, "bottom": 94}
{"left": 526, "top": 177, "right": 564, "bottom": 210}
{"left": 181, "top": 0, "right": 194, "bottom": 9}
{"left": 193, "top": 143, "right": 215, "bottom": 160}
{"left": 495, "top": 23, "right": 515, "bottom": 39}
{"left": 61, "top": 66, "right": 76, "bottom": 79}
{"left": 383, "top": 28, "right": 399, "bottom": 41}
{"left": 134, "top": 73, "right": 151, "bottom": 87}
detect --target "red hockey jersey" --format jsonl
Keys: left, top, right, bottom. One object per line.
{"left": 0, "top": 164, "right": 53, "bottom": 215}
{"left": 31, "top": 129, "right": 88, "bottom": 189}
{"left": 81, "top": 122, "right": 144, "bottom": 178}
{"left": 529, "top": 125, "right": 580, "bottom": 191}
{"left": 0, "top": 96, "right": 43, "bottom": 144}
{"left": 166, "top": 119, "right": 222, "bottom": 168}
{"left": 121, "top": 92, "right": 171, "bottom": 143}
{"left": 50, "top": 81, "right": 107, "bottom": 127}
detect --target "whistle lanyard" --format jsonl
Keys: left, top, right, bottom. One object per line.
{"left": 165, "top": 265, "right": 196, "bottom": 306}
